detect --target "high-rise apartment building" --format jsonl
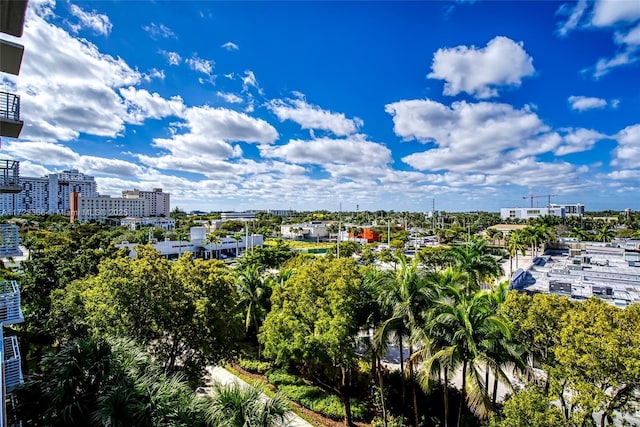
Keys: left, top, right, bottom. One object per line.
{"left": 0, "top": 169, "right": 97, "bottom": 215}
{"left": 122, "top": 188, "right": 170, "bottom": 217}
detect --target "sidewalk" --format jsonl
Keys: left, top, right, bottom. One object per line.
{"left": 206, "top": 366, "right": 313, "bottom": 427}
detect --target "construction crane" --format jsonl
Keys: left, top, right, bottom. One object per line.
{"left": 523, "top": 193, "right": 557, "bottom": 208}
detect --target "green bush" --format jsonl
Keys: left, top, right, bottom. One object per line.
{"left": 277, "top": 382, "right": 368, "bottom": 420}
{"left": 237, "top": 358, "right": 272, "bottom": 374}
{"left": 266, "top": 369, "right": 305, "bottom": 386}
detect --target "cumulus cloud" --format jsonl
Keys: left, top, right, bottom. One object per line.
{"left": 611, "top": 124, "right": 640, "bottom": 169}
{"left": 259, "top": 135, "right": 391, "bottom": 167}
{"left": 242, "top": 70, "right": 262, "bottom": 93}
{"left": 137, "top": 106, "right": 279, "bottom": 174}
{"left": 217, "top": 91, "right": 243, "bottom": 104}
{"left": 68, "top": 4, "right": 112, "bottom": 35}
{"left": 160, "top": 50, "right": 182, "bottom": 66}
{"left": 568, "top": 95, "right": 617, "bottom": 111}
{"left": 221, "top": 41, "right": 239, "bottom": 51}
{"left": 142, "top": 22, "right": 176, "bottom": 39}
{"left": 427, "top": 36, "right": 535, "bottom": 98}
{"left": 385, "top": 98, "right": 589, "bottom": 188}
{"left": 186, "top": 55, "right": 214, "bottom": 78}
{"left": 557, "top": 0, "right": 640, "bottom": 77}
{"left": 555, "top": 128, "right": 608, "bottom": 155}
{"left": 268, "top": 96, "right": 363, "bottom": 136}
{"left": 4, "top": 2, "right": 169, "bottom": 141}
{"left": 119, "top": 87, "right": 185, "bottom": 123}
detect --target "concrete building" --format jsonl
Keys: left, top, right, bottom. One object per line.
{"left": 550, "top": 203, "right": 584, "bottom": 217}
{"left": 0, "top": 1, "right": 29, "bottom": 423}
{"left": 71, "top": 193, "right": 148, "bottom": 222}
{"left": 221, "top": 211, "right": 256, "bottom": 220}
{"left": 120, "top": 217, "right": 176, "bottom": 231}
{"left": 122, "top": 188, "right": 170, "bottom": 217}
{"left": 0, "top": 170, "right": 97, "bottom": 215}
{"left": 510, "top": 242, "right": 640, "bottom": 307}
{"left": 117, "top": 226, "right": 264, "bottom": 259}
{"left": 281, "top": 222, "right": 331, "bottom": 239}
{"left": 500, "top": 207, "right": 564, "bottom": 220}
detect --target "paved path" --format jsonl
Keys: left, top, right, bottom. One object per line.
{"left": 206, "top": 366, "right": 313, "bottom": 427}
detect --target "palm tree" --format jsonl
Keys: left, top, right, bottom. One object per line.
{"left": 233, "top": 232, "right": 243, "bottom": 257}
{"left": 206, "top": 382, "right": 290, "bottom": 427}
{"left": 446, "top": 238, "right": 502, "bottom": 292}
{"left": 485, "top": 228, "right": 503, "bottom": 246}
{"left": 204, "top": 233, "right": 220, "bottom": 260}
{"left": 505, "top": 230, "right": 527, "bottom": 277}
{"left": 427, "top": 284, "right": 511, "bottom": 426}
{"left": 377, "top": 254, "right": 433, "bottom": 427}
{"left": 237, "top": 264, "right": 272, "bottom": 358}
{"left": 595, "top": 223, "right": 616, "bottom": 242}
{"left": 412, "top": 267, "right": 469, "bottom": 427}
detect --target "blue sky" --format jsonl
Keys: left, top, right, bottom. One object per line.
{"left": 2, "top": 0, "right": 640, "bottom": 213}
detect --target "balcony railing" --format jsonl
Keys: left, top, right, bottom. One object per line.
{"left": 0, "top": 91, "right": 20, "bottom": 122}
{"left": 0, "top": 281, "right": 23, "bottom": 325}
{"left": 3, "top": 335, "right": 23, "bottom": 392}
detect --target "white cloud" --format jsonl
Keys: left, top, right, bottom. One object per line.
{"left": 7, "top": 3, "right": 150, "bottom": 141}
{"left": 591, "top": 0, "right": 640, "bottom": 27}
{"left": 555, "top": 128, "right": 608, "bottom": 155}
{"left": 217, "top": 92, "right": 243, "bottom": 104}
{"left": 427, "top": 36, "right": 535, "bottom": 98}
{"left": 385, "top": 98, "right": 590, "bottom": 188}
{"left": 268, "top": 96, "right": 363, "bottom": 136}
{"left": 611, "top": 124, "right": 640, "bottom": 169}
{"left": 142, "top": 22, "right": 176, "bottom": 39}
{"left": 68, "top": 4, "right": 112, "bottom": 36}
{"left": 160, "top": 50, "right": 182, "bottom": 66}
{"left": 186, "top": 56, "right": 214, "bottom": 77}
{"left": 259, "top": 135, "right": 391, "bottom": 167}
{"left": 137, "top": 106, "right": 279, "bottom": 174}
{"left": 119, "top": 87, "right": 185, "bottom": 123}
{"left": 557, "top": 0, "right": 640, "bottom": 77}
{"left": 221, "top": 41, "right": 239, "bottom": 51}
{"left": 242, "top": 70, "right": 262, "bottom": 94}
{"left": 568, "top": 95, "right": 610, "bottom": 111}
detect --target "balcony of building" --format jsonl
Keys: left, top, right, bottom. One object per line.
{"left": 0, "top": 281, "right": 23, "bottom": 325}
{"left": 0, "top": 160, "right": 20, "bottom": 194}
{"left": 0, "top": 92, "right": 23, "bottom": 138}
{"left": 0, "top": 38, "right": 24, "bottom": 75}
{"left": 0, "top": 0, "right": 28, "bottom": 38}
{"left": 2, "top": 335, "right": 23, "bottom": 393}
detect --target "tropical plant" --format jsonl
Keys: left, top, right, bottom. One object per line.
{"left": 446, "top": 238, "right": 502, "bottom": 292}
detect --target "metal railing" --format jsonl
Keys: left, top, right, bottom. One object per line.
{"left": 3, "top": 336, "right": 23, "bottom": 392}
{"left": 0, "top": 281, "right": 23, "bottom": 325}
{"left": 0, "top": 91, "right": 21, "bottom": 122}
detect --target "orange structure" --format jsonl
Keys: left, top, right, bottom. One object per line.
{"left": 348, "top": 227, "right": 381, "bottom": 243}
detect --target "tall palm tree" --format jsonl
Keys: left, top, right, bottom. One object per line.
{"left": 446, "top": 238, "right": 501, "bottom": 292}
{"left": 412, "top": 267, "right": 470, "bottom": 427}
{"left": 377, "top": 254, "right": 434, "bottom": 427}
{"left": 205, "top": 233, "right": 221, "bottom": 260}
{"left": 595, "top": 223, "right": 616, "bottom": 242}
{"left": 505, "top": 230, "right": 527, "bottom": 277}
{"left": 428, "top": 287, "right": 511, "bottom": 426}
{"left": 236, "top": 264, "right": 272, "bottom": 358}
{"left": 206, "top": 382, "right": 291, "bottom": 427}
{"left": 233, "top": 232, "right": 243, "bottom": 257}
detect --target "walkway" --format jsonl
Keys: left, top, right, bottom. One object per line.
{"left": 206, "top": 366, "right": 313, "bottom": 427}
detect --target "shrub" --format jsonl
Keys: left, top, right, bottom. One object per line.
{"left": 237, "top": 358, "right": 272, "bottom": 374}
{"left": 266, "top": 369, "right": 305, "bottom": 386}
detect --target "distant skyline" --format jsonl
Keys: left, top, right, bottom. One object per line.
{"left": 2, "top": 0, "right": 640, "bottom": 213}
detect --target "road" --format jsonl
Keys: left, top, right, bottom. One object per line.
{"left": 205, "top": 366, "right": 313, "bottom": 427}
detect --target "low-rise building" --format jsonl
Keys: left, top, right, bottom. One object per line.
{"left": 281, "top": 222, "right": 330, "bottom": 239}
{"left": 500, "top": 207, "right": 564, "bottom": 220}
{"left": 71, "top": 193, "right": 148, "bottom": 222}
{"left": 120, "top": 217, "right": 176, "bottom": 231}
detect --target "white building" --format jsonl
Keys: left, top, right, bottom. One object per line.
{"left": 550, "top": 203, "right": 584, "bottom": 217}
{"left": 500, "top": 207, "right": 565, "bottom": 220}
{"left": 117, "top": 226, "right": 264, "bottom": 259}
{"left": 71, "top": 194, "right": 148, "bottom": 222}
{"left": 281, "top": 222, "right": 331, "bottom": 239}
{"left": 221, "top": 211, "right": 256, "bottom": 220}
{"left": 0, "top": 169, "right": 97, "bottom": 215}
{"left": 120, "top": 217, "right": 176, "bottom": 231}
{"left": 122, "top": 188, "right": 170, "bottom": 217}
